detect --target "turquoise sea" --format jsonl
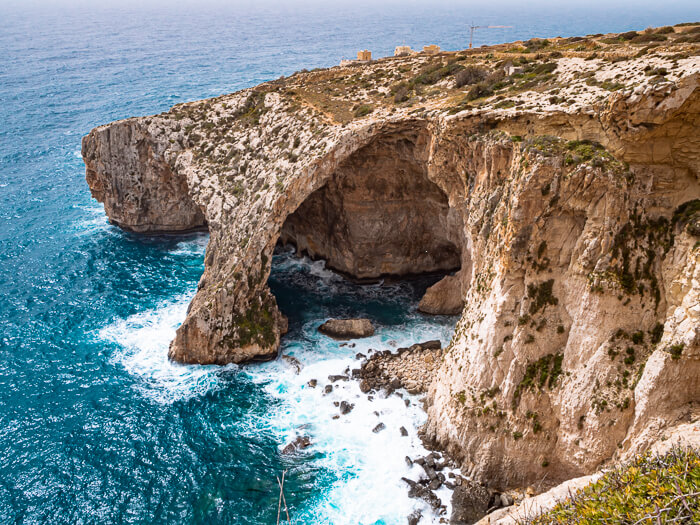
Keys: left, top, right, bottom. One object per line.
{"left": 1, "top": 2, "right": 698, "bottom": 523}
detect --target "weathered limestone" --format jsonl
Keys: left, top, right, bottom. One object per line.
{"left": 83, "top": 29, "right": 700, "bottom": 490}
{"left": 82, "top": 120, "right": 206, "bottom": 233}
{"left": 419, "top": 273, "right": 465, "bottom": 315}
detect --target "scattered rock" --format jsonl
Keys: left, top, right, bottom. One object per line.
{"left": 340, "top": 401, "right": 354, "bottom": 415}
{"left": 407, "top": 509, "right": 422, "bottom": 525}
{"left": 318, "top": 318, "right": 375, "bottom": 339}
{"left": 328, "top": 374, "right": 348, "bottom": 382}
{"left": 405, "top": 456, "right": 413, "bottom": 467}
{"left": 324, "top": 385, "right": 333, "bottom": 394}
{"left": 307, "top": 379, "right": 317, "bottom": 388}
{"left": 400, "top": 426, "right": 408, "bottom": 436}
{"left": 402, "top": 477, "right": 442, "bottom": 511}
{"left": 500, "top": 493, "right": 514, "bottom": 507}
{"left": 372, "top": 422, "right": 386, "bottom": 433}
{"left": 281, "top": 435, "right": 311, "bottom": 455}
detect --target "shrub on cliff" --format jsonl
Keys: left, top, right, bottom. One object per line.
{"left": 530, "top": 447, "right": 700, "bottom": 524}
{"left": 632, "top": 33, "right": 668, "bottom": 43}
{"left": 413, "top": 60, "right": 464, "bottom": 86}
{"left": 455, "top": 66, "right": 488, "bottom": 88}
{"left": 466, "top": 82, "right": 493, "bottom": 101}
{"left": 523, "top": 38, "right": 550, "bottom": 52}
{"left": 353, "top": 104, "right": 373, "bottom": 118}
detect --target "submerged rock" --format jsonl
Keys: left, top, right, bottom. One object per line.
{"left": 281, "top": 436, "right": 311, "bottom": 455}
{"left": 281, "top": 354, "right": 302, "bottom": 374}
{"left": 407, "top": 510, "right": 422, "bottom": 525}
{"left": 339, "top": 401, "right": 354, "bottom": 415}
{"left": 318, "top": 318, "right": 375, "bottom": 339}
{"left": 372, "top": 422, "right": 385, "bottom": 433}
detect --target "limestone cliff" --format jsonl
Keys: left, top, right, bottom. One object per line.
{"left": 83, "top": 26, "right": 700, "bottom": 488}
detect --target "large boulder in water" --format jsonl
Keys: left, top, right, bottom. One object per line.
{"left": 318, "top": 318, "right": 375, "bottom": 339}
{"left": 418, "top": 274, "right": 463, "bottom": 315}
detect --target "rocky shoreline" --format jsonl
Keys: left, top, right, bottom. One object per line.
{"left": 283, "top": 324, "right": 520, "bottom": 524}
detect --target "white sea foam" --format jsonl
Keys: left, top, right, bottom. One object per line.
{"left": 100, "top": 249, "right": 459, "bottom": 522}
{"left": 72, "top": 204, "right": 111, "bottom": 236}
{"left": 245, "top": 315, "right": 459, "bottom": 525}
{"left": 168, "top": 232, "right": 209, "bottom": 256}
{"left": 98, "top": 292, "right": 228, "bottom": 404}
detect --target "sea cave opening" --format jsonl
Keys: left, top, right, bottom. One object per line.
{"left": 270, "top": 128, "right": 470, "bottom": 340}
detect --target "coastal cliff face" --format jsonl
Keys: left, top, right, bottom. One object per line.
{"left": 83, "top": 27, "right": 700, "bottom": 487}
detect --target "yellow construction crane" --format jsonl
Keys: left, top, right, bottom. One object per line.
{"left": 469, "top": 23, "right": 513, "bottom": 49}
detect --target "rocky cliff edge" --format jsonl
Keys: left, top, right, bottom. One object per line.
{"left": 83, "top": 26, "right": 700, "bottom": 488}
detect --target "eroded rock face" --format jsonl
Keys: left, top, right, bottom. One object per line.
{"left": 83, "top": 33, "right": 700, "bottom": 490}
{"left": 419, "top": 273, "right": 465, "bottom": 315}
{"left": 82, "top": 120, "right": 206, "bottom": 233}
{"left": 280, "top": 130, "right": 462, "bottom": 278}
{"left": 425, "top": 82, "right": 700, "bottom": 487}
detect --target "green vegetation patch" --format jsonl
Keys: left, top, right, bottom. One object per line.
{"left": 531, "top": 447, "right": 700, "bottom": 524}
{"left": 353, "top": 104, "right": 373, "bottom": 118}
{"left": 223, "top": 296, "right": 277, "bottom": 349}
{"left": 513, "top": 352, "right": 564, "bottom": 407}
{"left": 527, "top": 279, "right": 558, "bottom": 315}
{"left": 666, "top": 342, "right": 685, "bottom": 360}
{"left": 564, "top": 140, "right": 624, "bottom": 170}
{"left": 673, "top": 199, "right": 700, "bottom": 237}
{"left": 236, "top": 91, "right": 269, "bottom": 125}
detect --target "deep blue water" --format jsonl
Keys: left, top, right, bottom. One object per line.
{"left": 1, "top": 2, "right": 698, "bottom": 523}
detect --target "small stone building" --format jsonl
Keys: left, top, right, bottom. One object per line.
{"left": 394, "top": 45, "right": 413, "bottom": 57}
{"left": 357, "top": 49, "right": 372, "bottom": 61}
{"left": 422, "top": 44, "right": 441, "bottom": 54}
